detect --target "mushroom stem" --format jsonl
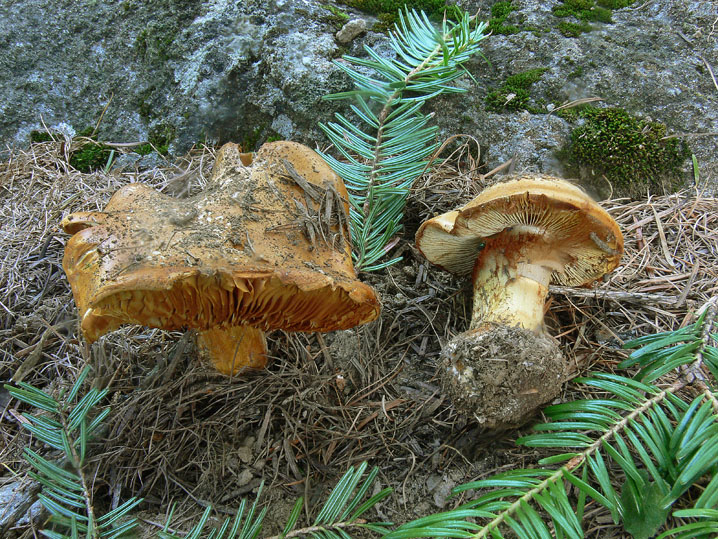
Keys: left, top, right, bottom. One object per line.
{"left": 196, "top": 326, "right": 268, "bottom": 376}
{"left": 470, "top": 232, "right": 554, "bottom": 334}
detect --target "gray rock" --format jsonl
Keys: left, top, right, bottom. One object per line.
{"left": 0, "top": 0, "right": 715, "bottom": 190}
{"left": 440, "top": 0, "right": 717, "bottom": 192}
{"left": 112, "top": 151, "right": 168, "bottom": 172}
{"left": 0, "top": 480, "right": 43, "bottom": 531}
{"left": 0, "top": 0, "right": 344, "bottom": 152}
{"left": 336, "top": 18, "right": 367, "bottom": 44}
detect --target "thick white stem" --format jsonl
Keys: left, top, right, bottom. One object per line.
{"left": 470, "top": 235, "right": 553, "bottom": 333}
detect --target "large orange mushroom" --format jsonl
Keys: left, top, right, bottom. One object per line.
{"left": 416, "top": 175, "right": 623, "bottom": 427}
{"left": 61, "top": 141, "right": 380, "bottom": 375}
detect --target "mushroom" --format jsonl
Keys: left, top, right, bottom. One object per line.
{"left": 61, "top": 141, "right": 380, "bottom": 375}
{"left": 415, "top": 175, "right": 623, "bottom": 427}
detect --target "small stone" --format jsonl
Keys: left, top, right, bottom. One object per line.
{"left": 336, "top": 19, "right": 367, "bottom": 44}
{"left": 237, "top": 446, "right": 253, "bottom": 464}
{"left": 237, "top": 468, "right": 254, "bottom": 487}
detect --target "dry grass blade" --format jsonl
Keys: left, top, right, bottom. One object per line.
{"left": 1, "top": 140, "right": 716, "bottom": 538}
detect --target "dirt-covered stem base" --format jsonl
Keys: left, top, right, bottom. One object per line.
{"left": 440, "top": 325, "right": 566, "bottom": 428}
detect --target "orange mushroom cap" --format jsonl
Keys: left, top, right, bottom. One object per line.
{"left": 61, "top": 141, "right": 380, "bottom": 345}
{"left": 415, "top": 175, "right": 624, "bottom": 287}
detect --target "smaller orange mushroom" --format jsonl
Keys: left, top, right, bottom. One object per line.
{"left": 61, "top": 141, "right": 380, "bottom": 375}
{"left": 416, "top": 175, "right": 623, "bottom": 427}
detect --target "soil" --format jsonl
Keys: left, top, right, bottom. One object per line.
{"left": 441, "top": 325, "right": 567, "bottom": 429}
{"left": 1, "top": 141, "right": 715, "bottom": 538}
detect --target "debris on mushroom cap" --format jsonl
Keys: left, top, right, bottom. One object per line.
{"left": 61, "top": 140, "right": 380, "bottom": 347}
{"left": 415, "top": 174, "right": 624, "bottom": 286}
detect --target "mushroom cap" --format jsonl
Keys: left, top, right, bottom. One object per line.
{"left": 61, "top": 141, "right": 380, "bottom": 342}
{"left": 415, "top": 175, "right": 623, "bottom": 286}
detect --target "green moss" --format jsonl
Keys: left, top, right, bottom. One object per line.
{"left": 241, "top": 126, "right": 264, "bottom": 152}
{"left": 76, "top": 126, "right": 96, "bottom": 138}
{"left": 340, "top": 0, "right": 462, "bottom": 30}
{"left": 30, "top": 130, "right": 55, "bottom": 143}
{"left": 555, "top": 107, "right": 582, "bottom": 122}
{"left": 557, "top": 20, "right": 592, "bottom": 37}
{"left": 488, "top": 1, "right": 521, "bottom": 35}
{"left": 491, "top": 0, "right": 515, "bottom": 19}
{"left": 321, "top": 3, "right": 350, "bottom": 28}
{"left": 485, "top": 67, "right": 548, "bottom": 112}
{"left": 552, "top": 0, "right": 634, "bottom": 36}
{"left": 590, "top": 6, "right": 613, "bottom": 22}
{"left": 70, "top": 143, "right": 113, "bottom": 172}
{"left": 505, "top": 68, "right": 548, "bottom": 89}
{"left": 342, "top": 0, "right": 446, "bottom": 15}
{"left": 567, "top": 65, "right": 584, "bottom": 80}
{"left": 134, "top": 143, "right": 155, "bottom": 156}
{"left": 148, "top": 123, "right": 176, "bottom": 155}
{"left": 597, "top": 0, "right": 634, "bottom": 8}
{"left": 136, "top": 87, "right": 157, "bottom": 120}
{"left": 562, "top": 107, "right": 690, "bottom": 194}
{"left": 134, "top": 22, "right": 178, "bottom": 65}
{"left": 332, "top": 43, "right": 351, "bottom": 58}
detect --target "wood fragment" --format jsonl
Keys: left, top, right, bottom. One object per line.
{"left": 11, "top": 329, "right": 50, "bottom": 382}
{"left": 282, "top": 159, "right": 320, "bottom": 202}
{"left": 676, "top": 262, "right": 700, "bottom": 307}
{"left": 549, "top": 285, "right": 691, "bottom": 307}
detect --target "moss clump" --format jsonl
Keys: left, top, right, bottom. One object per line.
{"left": 30, "top": 130, "right": 56, "bottom": 143}
{"left": 133, "top": 143, "right": 155, "bottom": 156}
{"left": 147, "top": 123, "right": 176, "bottom": 155}
{"left": 136, "top": 86, "right": 157, "bottom": 120}
{"left": 552, "top": 0, "right": 634, "bottom": 37}
{"left": 562, "top": 107, "right": 690, "bottom": 193}
{"left": 488, "top": 1, "right": 520, "bottom": 35}
{"left": 485, "top": 68, "right": 548, "bottom": 112}
{"left": 597, "top": 0, "right": 634, "bottom": 8}
{"left": 241, "top": 126, "right": 264, "bottom": 152}
{"left": 553, "top": 0, "right": 612, "bottom": 23}
{"left": 555, "top": 107, "right": 582, "bottom": 122}
{"left": 68, "top": 127, "right": 114, "bottom": 172}
{"left": 76, "top": 126, "right": 96, "bottom": 138}
{"left": 321, "top": 4, "right": 350, "bottom": 28}
{"left": 70, "top": 142, "right": 113, "bottom": 173}
{"left": 557, "top": 20, "right": 592, "bottom": 37}
{"left": 134, "top": 22, "right": 179, "bottom": 65}
{"left": 341, "top": 0, "right": 462, "bottom": 30}
{"left": 567, "top": 65, "right": 584, "bottom": 80}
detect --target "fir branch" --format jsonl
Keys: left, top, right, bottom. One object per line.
{"left": 5, "top": 366, "right": 140, "bottom": 539}
{"left": 264, "top": 518, "right": 369, "bottom": 539}
{"left": 454, "top": 379, "right": 676, "bottom": 538}
{"left": 681, "top": 297, "right": 718, "bottom": 387}
{"left": 319, "top": 8, "right": 488, "bottom": 271}
{"left": 442, "top": 298, "right": 718, "bottom": 538}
